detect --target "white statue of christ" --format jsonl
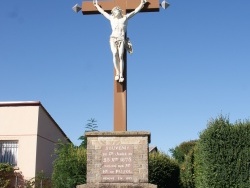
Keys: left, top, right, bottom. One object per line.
{"left": 93, "top": 0, "right": 147, "bottom": 82}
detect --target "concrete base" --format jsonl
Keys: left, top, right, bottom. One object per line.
{"left": 76, "top": 183, "right": 157, "bottom": 188}
{"left": 76, "top": 131, "right": 157, "bottom": 188}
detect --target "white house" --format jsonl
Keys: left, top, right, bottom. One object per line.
{"left": 0, "top": 101, "right": 70, "bottom": 186}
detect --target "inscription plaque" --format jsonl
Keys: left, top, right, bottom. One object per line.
{"left": 101, "top": 145, "right": 133, "bottom": 183}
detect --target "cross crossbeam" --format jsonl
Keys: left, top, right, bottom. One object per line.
{"left": 82, "top": 0, "right": 159, "bottom": 14}
{"left": 82, "top": 0, "right": 160, "bottom": 131}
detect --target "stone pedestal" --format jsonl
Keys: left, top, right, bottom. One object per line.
{"left": 77, "top": 131, "right": 157, "bottom": 188}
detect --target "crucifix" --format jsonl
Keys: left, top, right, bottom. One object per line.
{"left": 76, "top": 0, "right": 168, "bottom": 131}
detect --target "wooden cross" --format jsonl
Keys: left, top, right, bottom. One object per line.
{"left": 81, "top": 0, "right": 160, "bottom": 131}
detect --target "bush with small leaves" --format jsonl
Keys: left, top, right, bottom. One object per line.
{"left": 149, "top": 152, "right": 180, "bottom": 188}
{"left": 52, "top": 142, "right": 87, "bottom": 188}
{"left": 0, "top": 163, "right": 14, "bottom": 188}
{"left": 194, "top": 116, "right": 250, "bottom": 188}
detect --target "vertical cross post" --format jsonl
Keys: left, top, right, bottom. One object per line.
{"left": 82, "top": 0, "right": 160, "bottom": 131}
{"left": 114, "top": 37, "right": 127, "bottom": 131}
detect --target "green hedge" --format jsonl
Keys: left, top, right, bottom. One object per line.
{"left": 194, "top": 116, "right": 250, "bottom": 188}
{"left": 149, "top": 152, "right": 180, "bottom": 188}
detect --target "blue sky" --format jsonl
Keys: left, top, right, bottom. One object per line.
{"left": 1, "top": 0, "right": 250, "bottom": 153}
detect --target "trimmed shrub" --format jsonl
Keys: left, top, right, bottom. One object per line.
{"left": 149, "top": 152, "right": 180, "bottom": 188}
{"left": 52, "top": 142, "right": 87, "bottom": 188}
{"left": 194, "top": 116, "right": 250, "bottom": 188}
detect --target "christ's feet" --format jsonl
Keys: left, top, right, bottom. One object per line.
{"left": 115, "top": 74, "right": 119, "bottom": 81}
{"left": 119, "top": 76, "right": 124, "bottom": 82}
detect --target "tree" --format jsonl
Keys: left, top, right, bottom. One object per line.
{"left": 52, "top": 142, "right": 87, "bottom": 188}
{"left": 179, "top": 148, "right": 195, "bottom": 188}
{"left": 169, "top": 140, "right": 197, "bottom": 188}
{"left": 78, "top": 118, "right": 98, "bottom": 148}
{"left": 169, "top": 140, "right": 197, "bottom": 164}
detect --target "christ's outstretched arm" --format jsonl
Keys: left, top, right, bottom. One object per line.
{"left": 126, "top": 0, "right": 147, "bottom": 19}
{"left": 93, "top": 0, "right": 110, "bottom": 20}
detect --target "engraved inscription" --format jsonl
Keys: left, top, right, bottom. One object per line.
{"left": 101, "top": 145, "right": 133, "bottom": 183}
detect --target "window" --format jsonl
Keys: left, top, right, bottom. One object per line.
{"left": 0, "top": 141, "right": 18, "bottom": 166}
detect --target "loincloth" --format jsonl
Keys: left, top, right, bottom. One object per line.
{"left": 110, "top": 37, "right": 133, "bottom": 54}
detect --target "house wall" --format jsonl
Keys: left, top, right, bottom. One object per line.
{"left": 36, "top": 106, "right": 69, "bottom": 177}
{"left": 0, "top": 106, "right": 39, "bottom": 180}
{"left": 0, "top": 102, "right": 71, "bottom": 186}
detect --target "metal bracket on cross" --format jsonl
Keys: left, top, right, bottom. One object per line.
{"left": 160, "top": 0, "right": 170, "bottom": 9}
{"left": 72, "top": 4, "right": 82, "bottom": 13}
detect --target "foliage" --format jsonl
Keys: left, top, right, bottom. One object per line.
{"left": 149, "top": 152, "right": 180, "bottom": 188}
{"left": 24, "top": 171, "right": 51, "bottom": 188}
{"left": 78, "top": 118, "right": 98, "bottom": 148}
{"left": 194, "top": 116, "right": 250, "bottom": 188}
{"left": 179, "top": 148, "right": 195, "bottom": 188}
{"left": 169, "top": 140, "right": 197, "bottom": 164}
{"left": 0, "top": 163, "right": 14, "bottom": 188}
{"left": 170, "top": 140, "right": 197, "bottom": 188}
{"left": 52, "top": 142, "right": 87, "bottom": 188}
